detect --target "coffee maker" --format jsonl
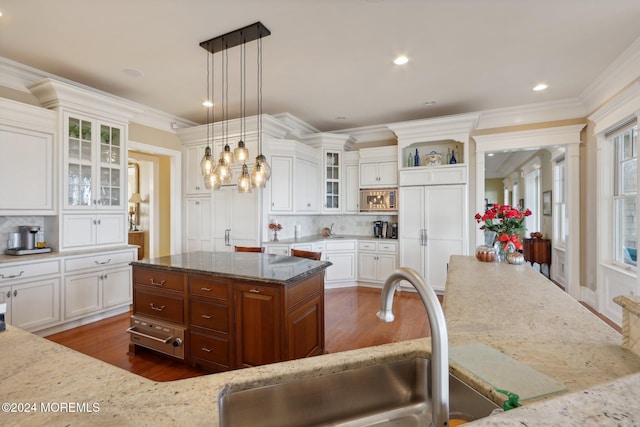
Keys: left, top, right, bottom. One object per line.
{"left": 390, "top": 223, "right": 398, "bottom": 239}
{"left": 373, "top": 221, "right": 383, "bottom": 238}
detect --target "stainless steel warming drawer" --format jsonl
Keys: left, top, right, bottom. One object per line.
{"left": 127, "top": 315, "right": 185, "bottom": 359}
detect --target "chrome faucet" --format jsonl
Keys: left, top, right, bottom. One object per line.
{"left": 329, "top": 223, "right": 335, "bottom": 236}
{"left": 377, "top": 267, "right": 449, "bottom": 427}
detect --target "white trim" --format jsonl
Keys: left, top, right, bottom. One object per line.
{"left": 128, "top": 140, "right": 182, "bottom": 256}
{"left": 476, "top": 99, "right": 587, "bottom": 130}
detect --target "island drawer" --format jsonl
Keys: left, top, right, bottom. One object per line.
{"left": 134, "top": 288, "right": 184, "bottom": 324}
{"left": 189, "top": 329, "right": 232, "bottom": 370}
{"left": 133, "top": 267, "right": 184, "bottom": 293}
{"left": 188, "top": 276, "right": 231, "bottom": 300}
{"left": 189, "top": 299, "right": 230, "bottom": 332}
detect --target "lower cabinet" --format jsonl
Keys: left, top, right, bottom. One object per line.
{"left": 357, "top": 240, "right": 398, "bottom": 285}
{"left": 130, "top": 265, "right": 325, "bottom": 372}
{"left": 63, "top": 249, "right": 135, "bottom": 320}
{"left": 0, "top": 278, "right": 61, "bottom": 332}
{"left": 325, "top": 240, "right": 357, "bottom": 286}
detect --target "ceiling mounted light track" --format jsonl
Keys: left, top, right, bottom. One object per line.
{"left": 199, "top": 22, "right": 272, "bottom": 191}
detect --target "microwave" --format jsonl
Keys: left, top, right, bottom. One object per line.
{"left": 360, "top": 188, "right": 398, "bottom": 213}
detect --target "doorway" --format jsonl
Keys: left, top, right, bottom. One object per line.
{"left": 128, "top": 141, "right": 182, "bottom": 257}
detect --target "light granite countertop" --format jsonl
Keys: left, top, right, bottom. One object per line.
{"left": 0, "top": 245, "right": 138, "bottom": 265}
{"left": 1, "top": 256, "right": 640, "bottom": 426}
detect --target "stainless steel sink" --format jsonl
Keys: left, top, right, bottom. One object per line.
{"left": 218, "top": 357, "right": 499, "bottom": 427}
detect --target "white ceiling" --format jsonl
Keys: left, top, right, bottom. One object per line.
{"left": 1, "top": 0, "right": 640, "bottom": 135}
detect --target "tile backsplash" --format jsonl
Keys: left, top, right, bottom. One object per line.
{"left": 268, "top": 214, "right": 398, "bottom": 241}
{"left": 0, "top": 216, "right": 46, "bottom": 251}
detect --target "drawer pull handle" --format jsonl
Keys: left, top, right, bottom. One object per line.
{"left": 126, "top": 327, "right": 173, "bottom": 344}
{"left": 150, "top": 303, "right": 165, "bottom": 312}
{"left": 150, "top": 279, "right": 166, "bottom": 286}
{"left": 201, "top": 314, "right": 212, "bottom": 319}
{"left": 0, "top": 271, "right": 24, "bottom": 279}
{"left": 201, "top": 347, "right": 212, "bottom": 353}
{"left": 249, "top": 289, "right": 260, "bottom": 294}
{"left": 200, "top": 287, "right": 212, "bottom": 291}
{"left": 94, "top": 259, "right": 111, "bottom": 265}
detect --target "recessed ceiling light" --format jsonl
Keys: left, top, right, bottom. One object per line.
{"left": 487, "top": 153, "right": 495, "bottom": 157}
{"left": 393, "top": 56, "right": 409, "bottom": 65}
{"left": 202, "top": 100, "right": 213, "bottom": 108}
{"left": 533, "top": 83, "right": 548, "bottom": 92}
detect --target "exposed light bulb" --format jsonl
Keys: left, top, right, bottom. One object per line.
{"left": 204, "top": 171, "right": 221, "bottom": 190}
{"left": 214, "top": 156, "right": 232, "bottom": 183}
{"left": 237, "top": 164, "right": 252, "bottom": 193}
{"left": 222, "top": 143, "right": 234, "bottom": 164}
{"left": 234, "top": 140, "right": 249, "bottom": 163}
{"left": 200, "top": 146, "right": 214, "bottom": 176}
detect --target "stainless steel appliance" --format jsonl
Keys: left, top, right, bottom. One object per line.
{"left": 390, "top": 223, "right": 398, "bottom": 239}
{"left": 359, "top": 188, "right": 398, "bottom": 213}
{"left": 127, "top": 315, "right": 185, "bottom": 359}
{"left": 20, "top": 225, "right": 40, "bottom": 250}
{"left": 373, "top": 221, "right": 383, "bottom": 238}
{"left": 4, "top": 226, "right": 52, "bottom": 256}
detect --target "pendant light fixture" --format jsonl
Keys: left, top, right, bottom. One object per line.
{"left": 200, "top": 22, "right": 271, "bottom": 190}
{"left": 250, "top": 33, "right": 271, "bottom": 188}
{"left": 201, "top": 49, "right": 215, "bottom": 184}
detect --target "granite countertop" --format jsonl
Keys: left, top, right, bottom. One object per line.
{"left": 262, "top": 234, "right": 398, "bottom": 245}
{"left": 0, "top": 245, "right": 137, "bottom": 265}
{"left": 1, "top": 256, "right": 640, "bottom": 426}
{"left": 131, "top": 251, "right": 331, "bottom": 285}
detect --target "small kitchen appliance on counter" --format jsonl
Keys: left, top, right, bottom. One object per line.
{"left": 4, "top": 226, "right": 52, "bottom": 256}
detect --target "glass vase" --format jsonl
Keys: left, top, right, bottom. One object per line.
{"left": 272, "top": 230, "right": 279, "bottom": 242}
{"left": 497, "top": 240, "right": 516, "bottom": 262}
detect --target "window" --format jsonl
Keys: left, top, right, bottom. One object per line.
{"left": 553, "top": 159, "right": 567, "bottom": 247}
{"left": 612, "top": 125, "right": 638, "bottom": 267}
{"left": 525, "top": 169, "right": 540, "bottom": 233}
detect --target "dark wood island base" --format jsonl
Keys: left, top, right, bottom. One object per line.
{"left": 128, "top": 251, "right": 330, "bottom": 372}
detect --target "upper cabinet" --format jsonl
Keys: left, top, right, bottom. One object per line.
{"left": 64, "top": 112, "right": 126, "bottom": 210}
{"left": 0, "top": 98, "right": 56, "bottom": 215}
{"left": 30, "top": 78, "right": 144, "bottom": 250}
{"left": 358, "top": 146, "right": 398, "bottom": 188}
{"left": 388, "top": 113, "right": 479, "bottom": 187}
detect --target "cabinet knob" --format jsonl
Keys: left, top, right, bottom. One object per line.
{"left": 5, "top": 291, "right": 10, "bottom": 298}
{"left": 13, "top": 290, "right": 18, "bottom": 297}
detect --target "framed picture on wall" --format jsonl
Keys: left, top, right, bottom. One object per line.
{"left": 518, "top": 198, "right": 524, "bottom": 211}
{"left": 543, "top": 190, "right": 552, "bottom": 216}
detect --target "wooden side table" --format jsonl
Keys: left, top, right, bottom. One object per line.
{"left": 128, "top": 231, "right": 145, "bottom": 260}
{"left": 523, "top": 238, "right": 551, "bottom": 278}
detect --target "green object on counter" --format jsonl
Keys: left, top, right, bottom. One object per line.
{"left": 496, "top": 388, "right": 521, "bottom": 411}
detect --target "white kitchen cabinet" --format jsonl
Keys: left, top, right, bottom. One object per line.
{"left": 185, "top": 144, "right": 211, "bottom": 195}
{"left": 185, "top": 197, "right": 213, "bottom": 253}
{"left": 62, "top": 213, "right": 126, "bottom": 249}
{"left": 265, "top": 245, "right": 290, "bottom": 256}
{"left": 360, "top": 161, "right": 398, "bottom": 187}
{"left": 213, "top": 186, "right": 260, "bottom": 251}
{"left": 357, "top": 240, "right": 397, "bottom": 285}
{"left": 0, "top": 278, "right": 61, "bottom": 332}
{"left": 323, "top": 149, "right": 342, "bottom": 212}
{"left": 344, "top": 152, "right": 360, "bottom": 213}
{"left": 63, "top": 249, "right": 135, "bottom": 320}
{"left": 269, "top": 155, "right": 294, "bottom": 212}
{"left": 399, "top": 184, "right": 467, "bottom": 292}
{"left": 63, "top": 112, "right": 126, "bottom": 210}
{"left": 0, "top": 98, "right": 56, "bottom": 215}
{"left": 324, "top": 240, "right": 357, "bottom": 287}
{"left": 294, "top": 158, "right": 320, "bottom": 213}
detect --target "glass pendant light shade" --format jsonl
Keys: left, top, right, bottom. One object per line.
{"left": 237, "top": 164, "right": 252, "bottom": 193}
{"left": 234, "top": 140, "right": 249, "bottom": 163}
{"left": 214, "top": 156, "right": 233, "bottom": 183}
{"left": 256, "top": 153, "right": 271, "bottom": 179}
{"left": 201, "top": 145, "right": 214, "bottom": 176}
{"left": 250, "top": 156, "right": 268, "bottom": 188}
{"left": 222, "top": 143, "right": 234, "bottom": 164}
{"left": 204, "top": 171, "right": 221, "bottom": 190}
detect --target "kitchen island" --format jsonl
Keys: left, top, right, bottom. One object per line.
{"left": 130, "top": 251, "right": 331, "bottom": 371}
{"left": 1, "top": 256, "right": 640, "bottom": 426}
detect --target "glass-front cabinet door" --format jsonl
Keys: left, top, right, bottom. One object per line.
{"left": 64, "top": 113, "right": 125, "bottom": 210}
{"left": 67, "top": 116, "right": 94, "bottom": 208}
{"left": 324, "top": 150, "right": 341, "bottom": 212}
{"left": 98, "top": 124, "right": 122, "bottom": 207}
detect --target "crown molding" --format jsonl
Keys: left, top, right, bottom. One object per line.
{"left": 331, "top": 124, "right": 396, "bottom": 145}
{"left": 177, "top": 114, "right": 294, "bottom": 145}
{"left": 387, "top": 112, "right": 480, "bottom": 146}
{"left": 0, "top": 97, "right": 56, "bottom": 132}
{"left": 473, "top": 123, "right": 585, "bottom": 153}
{"left": 588, "top": 81, "right": 640, "bottom": 135}
{"left": 271, "top": 112, "right": 319, "bottom": 137}
{"left": 301, "top": 132, "right": 356, "bottom": 151}
{"left": 476, "top": 99, "right": 586, "bottom": 130}
{"left": 581, "top": 36, "right": 640, "bottom": 116}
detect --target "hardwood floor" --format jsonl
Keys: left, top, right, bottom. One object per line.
{"left": 46, "top": 287, "right": 430, "bottom": 382}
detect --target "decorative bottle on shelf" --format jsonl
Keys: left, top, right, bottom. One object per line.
{"left": 414, "top": 149, "right": 420, "bottom": 167}
{"left": 449, "top": 149, "right": 457, "bottom": 164}
{"left": 446, "top": 148, "right": 451, "bottom": 164}
{"left": 407, "top": 151, "right": 413, "bottom": 167}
